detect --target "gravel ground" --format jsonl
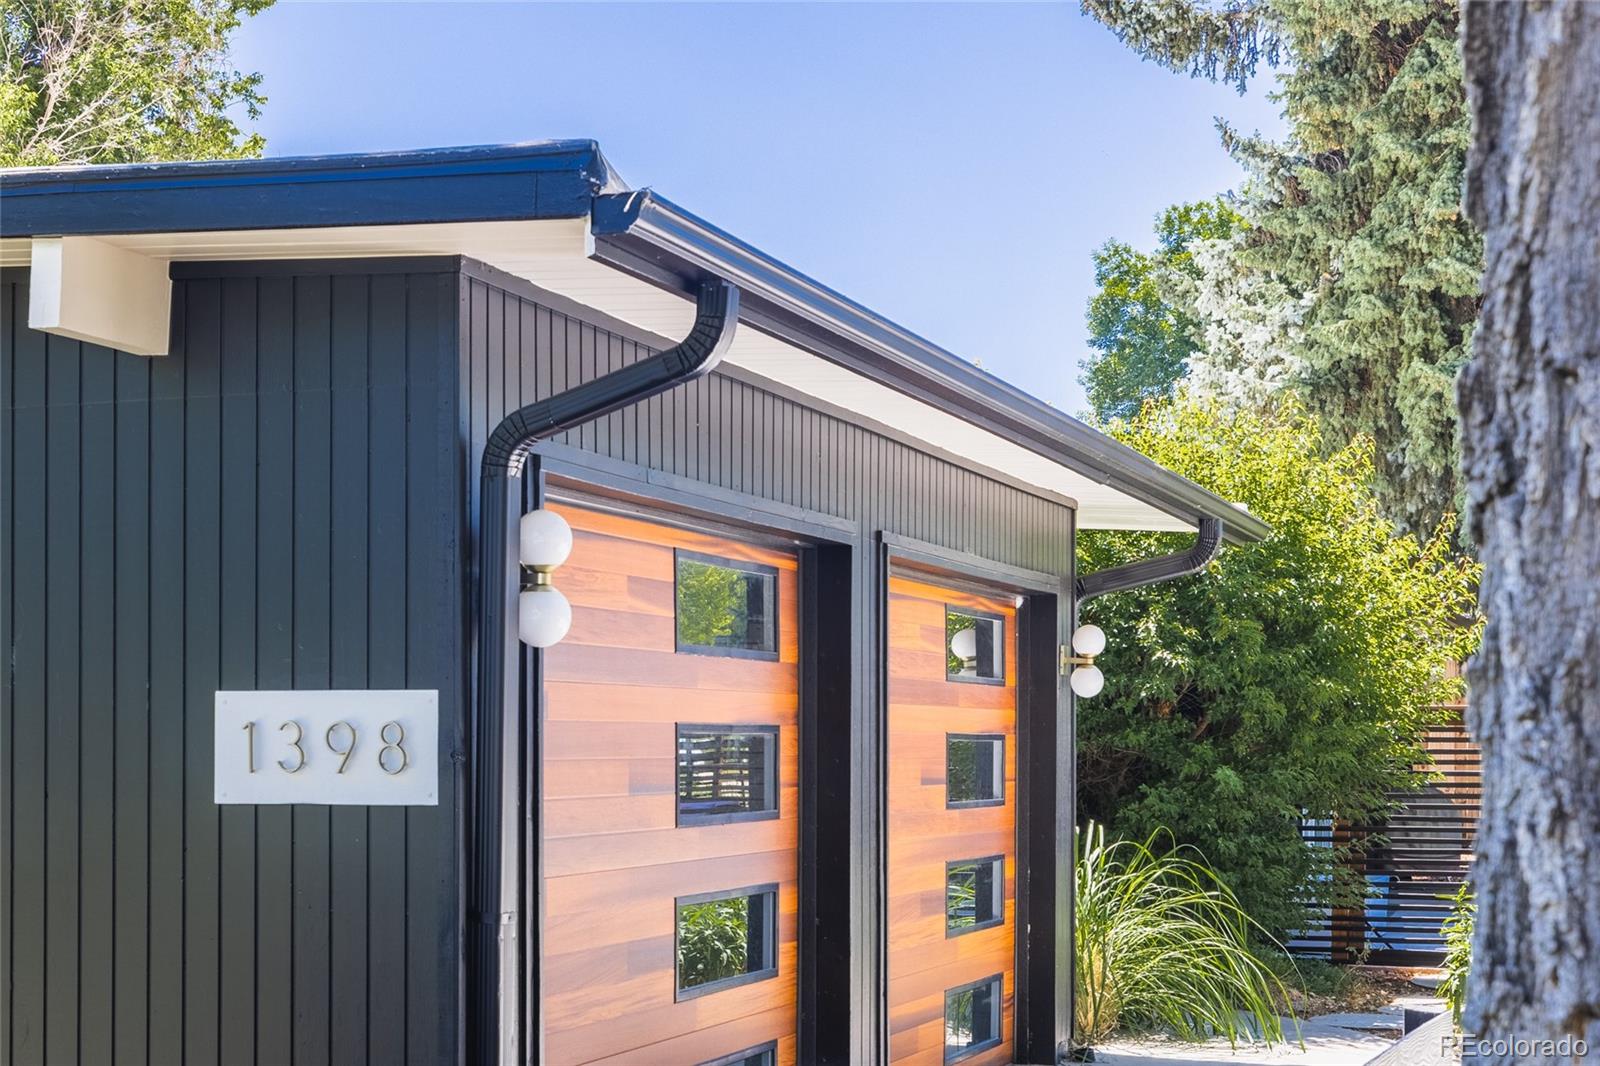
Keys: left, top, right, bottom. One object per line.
{"left": 1089, "top": 995, "right": 1447, "bottom": 1066}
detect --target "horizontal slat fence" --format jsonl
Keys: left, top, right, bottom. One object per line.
{"left": 1289, "top": 709, "right": 1480, "bottom": 966}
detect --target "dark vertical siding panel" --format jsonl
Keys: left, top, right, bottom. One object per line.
{"left": 329, "top": 274, "right": 373, "bottom": 1066}
{"left": 183, "top": 278, "right": 224, "bottom": 1066}
{"left": 147, "top": 289, "right": 186, "bottom": 1066}
{"left": 291, "top": 274, "right": 334, "bottom": 1066}
{"left": 111, "top": 350, "right": 151, "bottom": 1066}
{"left": 517, "top": 299, "right": 536, "bottom": 410}
{"left": 596, "top": 325, "right": 613, "bottom": 456}
{"left": 9, "top": 281, "right": 47, "bottom": 1066}
{"left": 6, "top": 266, "right": 467, "bottom": 1066}
{"left": 536, "top": 305, "right": 554, "bottom": 404}
{"left": 486, "top": 283, "right": 503, "bottom": 432}
{"left": 218, "top": 276, "right": 259, "bottom": 1066}
{"left": 366, "top": 273, "right": 410, "bottom": 1066}
{"left": 749, "top": 386, "right": 762, "bottom": 496}
{"left": 505, "top": 288, "right": 522, "bottom": 422}
{"left": 0, "top": 281, "right": 11, "bottom": 1066}
{"left": 78, "top": 341, "right": 117, "bottom": 1066}
{"left": 578, "top": 322, "right": 595, "bottom": 454}
{"left": 591, "top": 319, "right": 605, "bottom": 453}
{"left": 780, "top": 396, "right": 792, "bottom": 507}
{"left": 44, "top": 335, "right": 82, "bottom": 1066}
{"left": 407, "top": 271, "right": 460, "bottom": 1065}
{"left": 254, "top": 274, "right": 296, "bottom": 1066}
{"left": 554, "top": 310, "right": 571, "bottom": 402}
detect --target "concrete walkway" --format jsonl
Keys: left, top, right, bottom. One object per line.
{"left": 1090, "top": 995, "right": 1446, "bottom": 1066}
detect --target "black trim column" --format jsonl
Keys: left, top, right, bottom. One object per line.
{"left": 1014, "top": 590, "right": 1069, "bottom": 1065}
{"left": 799, "top": 543, "right": 860, "bottom": 1064}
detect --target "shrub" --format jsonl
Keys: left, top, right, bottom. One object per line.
{"left": 1438, "top": 882, "right": 1474, "bottom": 1022}
{"left": 1074, "top": 821, "right": 1293, "bottom": 1050}
{"left": 1077, "top": 400, "right": 1480, "bottom": 936}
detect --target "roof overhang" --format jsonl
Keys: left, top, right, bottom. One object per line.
{"left": 0, "top": 144, "right": 1269, "bottom": 542}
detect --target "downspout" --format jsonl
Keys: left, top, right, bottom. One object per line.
{"left": 1074, "top": 516, "right": 1224, "bottom": 602}
{"left": 468, "top": 279, "right": 740, "bottom": 1066}
{"left": 1060, "top": 515, "right": 1225, "bottom": 1065}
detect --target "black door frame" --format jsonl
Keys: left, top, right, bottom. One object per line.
{"left": 878, "top": 531, "right": 1073, "bottom": 1066}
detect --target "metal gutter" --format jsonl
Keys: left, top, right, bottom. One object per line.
{"left": 1075, "top": 516, "right": 1224, "bottom": 602}
{"left": 590, "top": 189, "right": 1270, "bottom": 546}
{"left": 468, "top": 279, "right": 739, "bottom": 1066}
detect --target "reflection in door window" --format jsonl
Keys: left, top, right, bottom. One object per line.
{"left": 946, "top": 608, "right": 1003, "bottom": 682}
{"left": 676, "top": 551, "right": 779, "bottom": 659}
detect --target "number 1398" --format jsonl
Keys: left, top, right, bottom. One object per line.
{"left": 241, "top": 719, "right": 410, "bottom": 775}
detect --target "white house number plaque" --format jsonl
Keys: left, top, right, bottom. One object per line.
{"left": 214, "top": 690, "right": 439, "bottom": 806}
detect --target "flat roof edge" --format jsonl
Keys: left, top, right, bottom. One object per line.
{"left": 592, "top": 190, "right": 1271, "bottom": 545}
{"left": 0, "top": 141, "right": 616, "bottom": 237}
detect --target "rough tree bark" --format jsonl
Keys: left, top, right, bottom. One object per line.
{"left": 1458, "top": 1, "right": 1600, "bottom": 1057}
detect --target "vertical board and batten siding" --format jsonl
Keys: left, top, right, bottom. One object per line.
{"left": 1, "top": 266, "right": 465, "bottom": 1066}
{"left": 459, "top": 268, "right": 1073, "bottom": 576}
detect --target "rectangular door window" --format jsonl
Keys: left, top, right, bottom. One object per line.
{"left": 946, "top": 608, "right": 1004, "bottom": 682}
{"left": 675, "top": 884, "right": 779, "bottom": 999}
{"left": 946, "top": 856, "right": 1004, "bottom": 935}
{"left": 677, "top": 724, "right": 780, "bottom": 825}
{"left": 676, "top": 550, "right": 780, "bottom": 658}
{"left": 946, "top": 734, "right": 1004, "bottom": 807}
{"left": 944, "top": 974, "right": 1003, "bottom": 1062}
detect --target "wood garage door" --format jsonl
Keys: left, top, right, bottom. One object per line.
{"left": 541, "top": 504, "right": 799, "bottom": 1066}
{"left": 887, "top": 573, "right": 1017, "bottom": 1066}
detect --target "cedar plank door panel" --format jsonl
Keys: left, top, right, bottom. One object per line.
{"left": 542, "top": 504, "right": 799, "bottom": 1066}
{"left": 887, "top": 574, "right": 1018, "bottom": 1066}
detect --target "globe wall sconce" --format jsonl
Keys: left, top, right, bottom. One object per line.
{"left": 1063, "top": 623, "right": 1106, "bottom": 698}
{"left": 518, "top": 508, "right": 574, "bottom": 648}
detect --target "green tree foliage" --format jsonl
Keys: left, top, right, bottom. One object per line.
{"left": 1076, "top": 400, "right": 1479, "bottom": 935}
{"left": 1, "top": 0, "right": 273, "bottom": 167}
{"left": 1083, "top": 0, "right": 1482, "bottom": 536}
{"left": 1082, "top": 198, "right": 1243, "bottom": 422}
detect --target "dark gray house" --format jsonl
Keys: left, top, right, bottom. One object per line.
{"left": 0, "top": 141, "right": 1267, "bottom": 1066}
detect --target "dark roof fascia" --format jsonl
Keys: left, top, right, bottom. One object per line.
{"left": 590, "top": 189, "right": 1270, "bottom": 545}
{"left": 0, "top": 140, "right": 614, "bottom": 237}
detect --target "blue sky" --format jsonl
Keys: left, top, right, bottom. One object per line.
{"left": 232, "top": 2, "right": 1285, "bottom": 414}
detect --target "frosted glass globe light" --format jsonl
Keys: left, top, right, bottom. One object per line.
{"left": 1071, "top": 624, "right": 1106, "bottom": 658}
{"left": 1069, "top": 664, "right": 1104, "bottom": 699}
{"left": 520, "top": 509, "right": 573, "bottom": 569}
{"left": 519, "top": 586, "right": 572, "bottom": 648}
{"left": 949, "top": 627, "right": 978, "bottom": 662}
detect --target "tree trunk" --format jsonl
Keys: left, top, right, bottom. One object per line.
{"left": 1458, "top": 2, "right": 1600, "bottom": 1056}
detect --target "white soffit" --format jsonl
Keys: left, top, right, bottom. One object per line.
{"left": 0, "top": 221, "right": 1191, "bottom": 532}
